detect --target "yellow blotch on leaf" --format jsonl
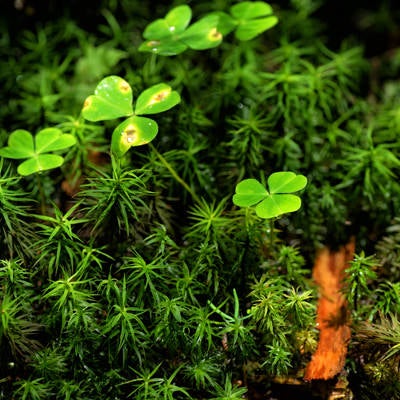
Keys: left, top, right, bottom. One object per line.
{"left": 118, "top": 80, "right": 131, "bottom": 93}
{"left": 208, "top": 28, "right": 222, "bottom": 41}
{"left": 149, "top": 88, "right": 171, "bottom": 105}
{"left": 122, "top": 125, "right": 137, "bottom": 146}
{"left": 147, "top": 40, "right": 160, "bottom": 47}
{"left": 83, "top": 97, "right": 92, "bottom": 110}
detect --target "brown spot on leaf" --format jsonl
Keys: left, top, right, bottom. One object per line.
{"left": 208, "top": 27, "right": 222, "bottom": 41}
{"left": 150, "top": 88, "right": 170, "bottom": 105}
{"left": 147, "top": 40, "right": 160, "bottom": 47}
{"left": 118, "top": 80, "right": 130, "bottom": 93}
{"left": 123, "top": 125, "right": 137, "bottom": 144}
{"left": 83, "top": 97, "right": 92, "bottom": 109}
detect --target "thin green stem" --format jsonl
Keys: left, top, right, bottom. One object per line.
{"left": 143, "top": 53, "right": 159, "bottom": 83}
{"left": 36, "top": 174, "right": 46, "bottom": 215}
{"left": 268, "top": 218, "right": 276, "bottom": 257}
{"left": 111, "top": 154, "right": 122, "bottom": 178}
{"left": 149, "top": 142, "right": 201, "bottom": 204}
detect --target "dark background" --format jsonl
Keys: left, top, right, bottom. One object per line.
{"left": 2, "top": 0, "right": 400, "bottom": 57}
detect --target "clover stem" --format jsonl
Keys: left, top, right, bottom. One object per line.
{"left": 149, "top": 142, "right": 201, "bottom": 204}
{"left": 143, "top": 53, "right": 158, "bottom": 83}
{"left": 36, "top": 174, "right": 46, "bottom": 215}
{"left": 111, "top": 154, "right": 122, "bottom": 177}
{"left": 268, "top": 218, "right": 277, "bottom": 256}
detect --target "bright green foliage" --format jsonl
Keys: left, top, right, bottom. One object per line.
{"left": 30, "top": 347, "right": 68, "bottom": 380}
{"left": 344, "top": 252, "right": 378, "bottom": 314}
{"left": 34, "top": 203, "right": 88, "bottom": 276}
{"left": 358, "top": 314, "right": 400, "bottom": 361}
{"left": 13, "top": 378, "right": 53, "bottom": 400}
{"left": 2, "top": 0, "right": 400, "bottom": 398}
{"left": 209, "top": 374, "right": 248, "bottom": 399}
{"left": 229, "top": 1, "right": 278, "bottom": 41}
{"left": 233, "top": 171, "right": 307, "bottom": 219}
{"left": 111, "top": 116, "right": 158, "bottom": 157}
{"left": 264, "top": 339, "right": 293, "bottom": 376}
{"left": 179, "top": 15, "right": 222, "bottom": 50}
{"left": 183, "top": 355, "right": 221, "bottom": 390}
{"left": 0, "top": 293, "right": 42, "bottom": 358}
{"left": 139, "top": 5, "right": 222, "bottom": 55}
{"left": 82, "top": 75, "right": 181, "bottom": 158}
{"left": 82, "top": 75, "right": 133, "bottom": 121}
{"left": 208, "top": 289, "right": 255, "bottom": 360}
{"left": 78, "top": 163, "right": 152, "bottom": 238}
{"left": 373, "top": 282, "right": 400, "bottom": 317}
{"left": 139, "top": 2, "right": 277, "bottom": 55}
{"left": 43, "top": 271, "right": 94, "bottom": 333}
{"left": 248, "top": 272, "right": 316, "bottom": 375}
{"left": 102, "top": 277, "right": 148, "bottom": 366}
{"left": 0, "top": 260, "right": 42, "bottom": 362}
{"left": 0, "top": 161, "right": 36, "bottom": 259}
{"left": 0, "top": 128, "right": 76, "bottom": 175}
{"left": 135, "top": 83, "right": 181, "bottom": 115}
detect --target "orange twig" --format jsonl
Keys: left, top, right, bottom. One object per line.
{"left": 304, "top": 239, "right": 355, "bottom": 381}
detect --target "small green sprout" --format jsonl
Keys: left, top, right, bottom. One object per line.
{"left": 82, "top": 75, "right": 180, "bottom": 158}
{"left": 0, "top": 128, "right": 76, "bottom": 176}
{"left": 233, "top": 171, "right": 307, "bottom": 219}
{"left": 139, "top": 2, "right": 278, "bottom": 56}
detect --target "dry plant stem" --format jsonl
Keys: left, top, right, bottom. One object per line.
{"left": 304, "top": 238, "right": 355, "bottom": 381}
{"left": 149, "top": 142, "right": 201, "bottom": 204}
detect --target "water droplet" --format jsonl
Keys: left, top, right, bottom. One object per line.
{"left": 169, "top": 26, "right": 175, "bottom": 32}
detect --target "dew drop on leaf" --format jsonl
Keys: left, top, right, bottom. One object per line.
{"left": 122, "top": 125, "right": 137, "bottom": 145}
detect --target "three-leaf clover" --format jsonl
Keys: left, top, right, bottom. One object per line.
{"left": 0, "top": 128, "right": 76, "bottom": 176}
{"left": 82, "top": 75, "right": 180, "bottom": 158}
{"left": 139, "top": 2, "right": 278, "bottom": 56}
{"left": 139, "top": 5, "right": 222, "bottom": 56}
{"left": 233, "top": 171, "right": 307, "bottom": 219}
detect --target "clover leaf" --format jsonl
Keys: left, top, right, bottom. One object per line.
{"left": 111, "top": 116, "right": 158, "bottom": 159}
{"left": 82, "top": 76, "right": 133, "bottom": 121}
{"left": 135, "top": 83, "right": 181, "bottom": 115}
{"left": 81, "top": 76, "right": 181, "bottom": 159}
{"left": 143, "top": 5, "right": 192, "bottom": 40}
{"left": 233, "top": 171, "right": 307, "bottom": 219}
{"left": 0, "top": 128, "right": 76, "bottom": 176}
{"left": 230, "top": 1, "right": 278, "bottom": 41}
{"left": 139, "top": 2, "right": 278, "bottom": 56}
{"left": 139, "top": 5, "right": 222, "bottom": 55}
{"left": 140, "top": 5, "right": 192, "bottom": 55}
{"left": 180, "top": 15, "right": 222, "bottom": 50}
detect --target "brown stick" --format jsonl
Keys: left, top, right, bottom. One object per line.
{"left": 304, "top": 239, "right": 355, "bottom": 381}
